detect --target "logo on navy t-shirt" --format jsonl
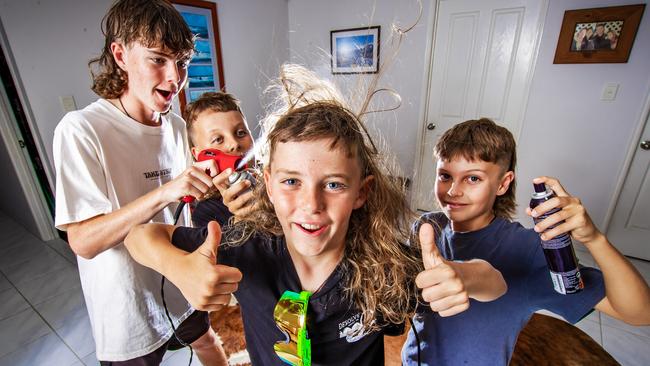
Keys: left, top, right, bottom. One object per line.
{"left": 338, "top": 313, "right": 371, "bottom": 343}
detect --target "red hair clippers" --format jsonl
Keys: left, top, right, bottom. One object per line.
{"left": 181, "top": 149, "right": 249, "bottom": 203}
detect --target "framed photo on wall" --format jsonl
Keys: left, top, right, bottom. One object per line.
{"left": 330, "top": 26, "right": 380, "bottom": 74}
{"left": 553, "top": 4, "right": 645, "bottom": 64}
{"left": 171, "top": 0, "right": 226, "bottom": 112}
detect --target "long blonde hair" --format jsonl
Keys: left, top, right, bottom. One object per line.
{"left": 230, "top": 65, "right": 420, "bottom": 330}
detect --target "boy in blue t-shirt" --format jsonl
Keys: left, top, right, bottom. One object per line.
{"left": 402, "top": 118, "right": 650, "bottom": 365}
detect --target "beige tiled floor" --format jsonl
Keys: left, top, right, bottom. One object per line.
{"left": 0, "top": 211, "right": 198, "bottom": 366}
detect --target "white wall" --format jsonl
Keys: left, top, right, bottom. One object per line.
{"left": 0, "top": 0, "right": 289, "bottom": 191}
{"left": 288, "top": 0, "right": 432, "bottom": 178}
{"left": 514, "top": 0, "right": 650, "bottom": 228}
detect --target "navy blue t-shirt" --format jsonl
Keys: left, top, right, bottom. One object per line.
{"left": 191, "top": 197, "right": 231, "bottom": 228}
{"left": 172, "top": 225, "right": 387, "bottom": 365}
{"left": 401, "top": 212, "right": 605, "bottom": 366}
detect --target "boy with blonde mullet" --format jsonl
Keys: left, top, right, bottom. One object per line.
{"left": 402, "top": 118, "right": 650, "bottom": 365}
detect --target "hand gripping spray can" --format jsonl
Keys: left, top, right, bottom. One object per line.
{"left": 228, "top": 169, "right": 256, "bottom": 192}
{"left": 530, "top": 183, "right": 584, "bottom": 294}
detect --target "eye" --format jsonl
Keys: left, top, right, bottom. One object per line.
{"left": 150, "top": 57, "right": 166, "bottom": 65}
{"left": 438, "top": 173, "right": 451, "bottom": 181}
{"left": 236, "top": 129, "right": 248, "bottom": 138}
{"left": 325, "top": 181, "right": 346, "bottom": 191}
{"left": 467, "top": 175, "right": 481, "bottom": 183}
{"left": 177, "top": 59, "right": 190, "bottom": 69}
{"left": 282, "top": 178, "right": 298, "bottom": 186}
{"left": 211, "top": 136, "right": 224, "bottom": 145}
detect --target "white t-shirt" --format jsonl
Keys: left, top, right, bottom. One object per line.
{"left": 53, "top": 99, "right": 193, "bottom": 361}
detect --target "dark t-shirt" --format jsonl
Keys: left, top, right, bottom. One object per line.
{"left": 191, "top": 197, "right": 231, "bottom": 228}
{"left": 172, "top": 225, "right": 386, "bottom": 365}
{"left": 401, "top": 212, "right": 606, "bottom": 366}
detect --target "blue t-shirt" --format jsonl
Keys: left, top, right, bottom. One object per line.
{"left": 402, "top": 212, "right": 605, "bottom": 366}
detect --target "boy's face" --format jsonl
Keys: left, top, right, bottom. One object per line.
{"left": 112, "top": 41, "right": 189, "bottom": 118}
{"left": 264, "top": 138, "right": 370, "bottom": 263}
{"left": 435, "top": 156, "right": 513, "bottom": 232}
{"left": 190, "top": 110, "right": 253, "bottom": 159}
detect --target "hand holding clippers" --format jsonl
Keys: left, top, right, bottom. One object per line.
{"left": 182, "top": 149, "right": 249, "bottom": 203}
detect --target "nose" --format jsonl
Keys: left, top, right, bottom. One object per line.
{"left": 166, "top": 62, "right": 182, "bottom": 87}
{"left": 447, "top": 182, "right": 462, "bottom": 197}
{"left": 300, "top": 186, "right": 323, "bottom": 214}
{"left": 225, "top": 137, "right": 241, "bottom": 153}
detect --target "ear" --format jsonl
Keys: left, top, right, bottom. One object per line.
{"left": 496, "top": 171, "right": 515, "bottom": 196}
{"left": 110, "top": 42, "right": 128, "bottom": 71}
{"left": 263, "top": 168, "right": 274, "bottom": 205}
{"left": 353, "top": 175, "right": 374, "bottom": 209}
{"left": 191, "top": 146, "right": 199, "bottom": 160}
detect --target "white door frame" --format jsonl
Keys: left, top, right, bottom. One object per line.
{"left": 410, "top": 0, "right": 548, "bottom": 210}
{"left": 0, "top": 21, "right": 57, "bottom": 241}
{"left": 603, "top": 88, "right": 650, "bottom": 234}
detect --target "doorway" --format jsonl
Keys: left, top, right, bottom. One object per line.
{"left": 411, "top": 0, "right": 547, "bottom": 212}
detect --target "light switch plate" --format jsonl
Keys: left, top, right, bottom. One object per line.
{"left": 59, "top": 95, "right": 77, "bottom": 112}
{"left": 601, "top": 83, "right": 619, "bottom": 101}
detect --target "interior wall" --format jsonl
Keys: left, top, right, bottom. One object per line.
{"left": 514, "top": 0, "right": 650, "bottom": 227}
{"left": 288, "top": 0, "right": 433, "bottom": 178}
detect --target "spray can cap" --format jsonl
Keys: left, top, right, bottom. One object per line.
{"left": 533, "top": 182, "right": 547, "bottom": 193}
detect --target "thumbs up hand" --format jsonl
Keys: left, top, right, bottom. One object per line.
{"left": 415, "top": 223, "right": 471, "bottom": 317}
{"left": 174, "top": 221, "right": 243, "bottom": 311}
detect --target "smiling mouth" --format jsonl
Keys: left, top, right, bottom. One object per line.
{"left": 445, "top": 202, "right": 467, "bottom": 209}
{"left": 296, "top": 223, "right": 327, "bottom": 236}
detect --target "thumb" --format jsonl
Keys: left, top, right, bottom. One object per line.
{"left": 199, "top": 221, "right": 222, "bottom": 263}
{"left": 419, "top": 223, "right": 442, "bottom": 269}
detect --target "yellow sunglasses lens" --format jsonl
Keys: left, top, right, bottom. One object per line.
{"left": 273, "top": 290, "right": 312, "bottom": 366}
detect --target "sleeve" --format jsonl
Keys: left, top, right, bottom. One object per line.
{"left": 171, "top": 226, "right": 208, "bottom": 252}
{"left": 525, "top": 243, "right": 606, "bottom": 324}
{"left": 192, "top": 198, "right": 233, "bottom": 228}
{"left": 53, "top": 114, "right": 112, "bottom": 230}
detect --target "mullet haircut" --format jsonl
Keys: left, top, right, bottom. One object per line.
{"left": 434, "top": 118, "right": 517, "bottom": 219}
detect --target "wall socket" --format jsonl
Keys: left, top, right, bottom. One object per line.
{"left": 59, "top": 95, "right": 77, "bottom": 112}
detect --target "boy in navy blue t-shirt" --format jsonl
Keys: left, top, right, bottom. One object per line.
{"left": 402, "top": 118, "right": 650, "bottom": 365}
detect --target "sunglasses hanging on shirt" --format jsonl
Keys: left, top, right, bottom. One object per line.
{"left": 273, "top": 290, "right": 312, "bottom": 366}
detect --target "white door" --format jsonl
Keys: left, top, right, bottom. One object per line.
{"left": 412, "top": 0, "right": 546, "bottom": 212}
{"left": 607, "top": 106, "right": 650, "bottom": 261}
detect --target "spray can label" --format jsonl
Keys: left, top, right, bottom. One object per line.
{"left": 549, "top": 267, "right": 583, "bottom": 294}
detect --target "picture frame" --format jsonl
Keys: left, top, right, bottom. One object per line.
{"left": 330, "top": 26, "right": 380, "bottom": 74}
{"left": 553, "top": 4, "right": 645, "bottom": 64}
{"left": 171, "top": 0, "right": 226, "bottom": 112}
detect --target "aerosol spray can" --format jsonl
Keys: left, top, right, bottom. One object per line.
{"left": 228, "top": 169, "right": 256, "bottom": 193}
{"left": 530, "top": 182, "right": 584, "bottom": 294}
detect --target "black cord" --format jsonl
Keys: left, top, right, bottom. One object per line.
{"left": 160, "top": 201, "right": 193, "bottom": 365}
{"left": 173, "top": 201, "right": 186, "bottom": 226}
{"left": 408, "top": 317, "right": 421, "bottom": 366}
{"left": 161, "top": 277, "right": 193, "bottom": 365}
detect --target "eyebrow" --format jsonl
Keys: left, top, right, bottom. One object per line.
{"left": 438, "top": 168, "right": 487, "bottom": 174}
{"left": 274, "top": 169, "right": 351, "bottom": 179}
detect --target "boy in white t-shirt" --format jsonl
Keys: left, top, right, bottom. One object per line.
{"left": 53, "top": 0, "right": 236, "bottom": 364}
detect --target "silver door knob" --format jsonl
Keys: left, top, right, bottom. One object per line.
{"left": 641, "top": 140, "right": 650, "bottom": 150}
{"left": 427, "top": 123, "right": 436, "bottom": 130}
